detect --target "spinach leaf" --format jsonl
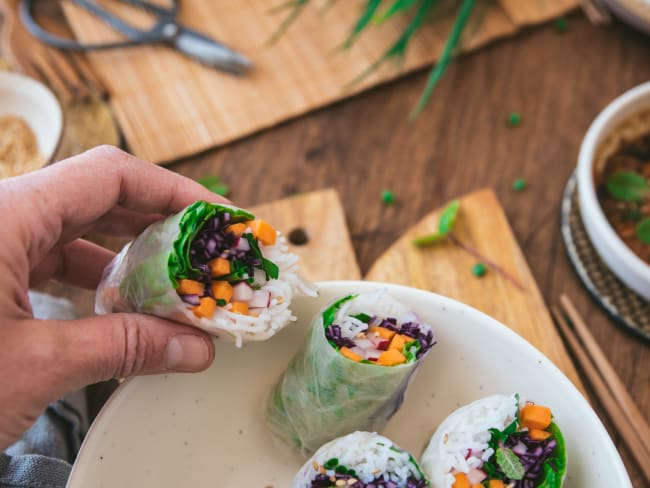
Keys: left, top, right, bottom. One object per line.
{"left": 606, "top": 171, "right": 649, "bottom": 203}
{"left": 322, "top": 294, "right": 358, "bottom": 327}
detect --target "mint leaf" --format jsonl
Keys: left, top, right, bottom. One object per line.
{"left": 197, "top": 175, "right": 229, "bottom": 197}
{"left": 402, "top": 339, "right": 422, "bottom": 363}
{"left": 496, "top": 446, "right": 525, "bottom": 480}
{"left": 438, "top": 199, "right": 460, "bottom": 234}
{"left": 606, "top": 171, "right": 649, "bottom": 203}
{"left": 636, "top": 217, "right": 650, "bottom": 245}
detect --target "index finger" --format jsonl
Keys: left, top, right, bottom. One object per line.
{"left": 4, "top": 146, "right": 229, "bottom": 259}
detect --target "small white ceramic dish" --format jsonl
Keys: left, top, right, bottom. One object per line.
{"left": 66, "top": 282, "right": 631, "bottom": 487}
{"left": 0, "top": 70, "right": 62, "bottom": 166}
{"left": 576, "top": 82, "right": 650, "bottom": 301}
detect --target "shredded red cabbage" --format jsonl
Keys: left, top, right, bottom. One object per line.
{"left": 500, "top": 433, "right": 558, "bottom": 487}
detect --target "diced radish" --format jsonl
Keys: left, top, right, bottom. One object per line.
{"left": 367, "top": 334, "right": 384, "bottom": 348}
{"left": 365, "top": 350, "right": 382, "bottom": 362}
{"left": 234, "top": 237, "right": 250, "bottom": 251}
{"left": 232, "top": 282, "right": 253, "bottom": 302}
{"left": 253, "top": 268, "right": 267, "bottom": 284}
{"left": 350, "top": 346, "right": 365, "bottom": 358}
{"left": 466, "top": 468, "right": 486, "bottom": 484}
{"left": 354, "top": 338, "right": 374, "bottom": 350}
{"left": 377, "top": 340, "right": 390, "bottom": 351}
{"left": 512, "top": 442, "right": 527, "bottom": 455}
{"left": 249, "top": 290, "right": 271, "bottom": 308}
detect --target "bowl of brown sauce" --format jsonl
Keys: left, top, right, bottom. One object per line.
{"left": 0, "top": 71, "right": 62, "bottom": 178}
{"left": 577, "top": 82, "right": 650, "bottom": 301}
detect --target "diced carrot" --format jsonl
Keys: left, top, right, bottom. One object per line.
{"left": 452, "top": 473, "right": 470, "bottom": 488}
{"left": 528, "top": 428, "right": 552, "bottom": 441}
{"left": 192, "top": 297, "right": 216, "bottom": 319}
{"left": 247, "top": 219, "right": 277, "bottom": 246}
{"left": 230, "top": 301, "right": 249, "bottom": 315}
{"left": 377, "top": 348, "right": 406, "bottom": 366}
{"left": 177, "top": 279, "right": 204, "bottom": 296}
{"left": 211, "top": 281, "right": 233, "bottom": 304}
{"left": 388, "top": 334, "right": 406, "bottom": 351}
{"left": 340, "top": 347, "right": 362, "bottom": 362}
{"left": 369, "top": 326, "right": 396, "bottom": 340}
{"left": 520, "top": 404, "right": 552, "bottom": 430}
{"left": 488, "top": 480, "right": 505, "bottom": 488}
{"left": 472, "top": 484, "right": 484, "bottom": 488}
{"left": 208, "top": 257, "right": 231, "bottom": 277}
{"left": 226, "top": 223, "right": 247, "bottom": 237}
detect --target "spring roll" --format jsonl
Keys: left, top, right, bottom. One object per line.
{"left": 421, "top": 394, "right": 567, "bottom": 488}
{"left": 96, "top": 201, "right": 315, "bottom": 346}
{"left": 293, "top": 431, "right": 430, "bottom": 488}
{"left": 266, "top": 291, "right": 436, "bottom": 455}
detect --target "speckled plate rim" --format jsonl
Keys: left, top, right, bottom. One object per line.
{"left": 561, "top": 173, "right": 650, "bottom": 342}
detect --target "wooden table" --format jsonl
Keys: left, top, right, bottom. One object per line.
{"left": 164, "top": 14, "right": 648, "bottom": 485}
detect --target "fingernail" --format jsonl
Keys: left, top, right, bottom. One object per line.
{"left": 165, "top": 335, "right": 210, "bottom": 371}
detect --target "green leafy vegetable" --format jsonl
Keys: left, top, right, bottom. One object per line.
{"left": 352, "top": 313, "right": 372, "bottom": 323}
{"left": 168, "top": 202, "right": 254, "bottom": 285}
{"left": 322, "top": 294, "right": 358, "bottom": 327}
{"left": 605, "top": 171, "right": 649, "bottom": 203}
{"left": 636, "top": 217, "right": 650, "bottom": 245}
{"left": 324, "top": 457, "right": 339, "bottom": 469}
{"left": 243, "top": 233, "right": 280, "bottom": 280}
{"left": 197, "top": 175, "right": 230, "bottom": 197}
{"left": 412, "top": 199, "right": 460, "bottom": 246}
{"left": 402, "top": 339, "right": 422, "bottom": 363}
{"left": 496, "top": 446, "right": 525, "bottom": 481}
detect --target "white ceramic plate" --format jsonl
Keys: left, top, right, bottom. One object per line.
{"left": 67, "top": 282, "right": 631, "bottom": 487}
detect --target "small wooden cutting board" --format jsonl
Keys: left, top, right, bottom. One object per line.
{"left": 365, "top": 188, "right": 582, "bottom": 388}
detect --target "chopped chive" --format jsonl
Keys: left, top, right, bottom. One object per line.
{"left": 554, "top": 16, "right": 568, "bottom": 32}
{"left": 381, "top": 189, "right": 395, "bottom": 205}
{"left": 216, "top": 299, "right": 227, "bottom": 306}
{"left": 512, "top": 178, "right": 527, "bottom": 192}
{"left": 472, "top": 262, "right": 487, "bottom": 277}
{"left": 507, "top": 112, "right": 522, "bottom": 127}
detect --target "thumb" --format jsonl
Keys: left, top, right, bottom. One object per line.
{"left": 43, "top": 313, "right": 215, "bottom": 391}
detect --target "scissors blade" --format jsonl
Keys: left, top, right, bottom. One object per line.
{"left": 172, "top": 26, "right": 253, "bottom": 75}
{"left": 71, "top": 0, "right": 149, "bottom": 40}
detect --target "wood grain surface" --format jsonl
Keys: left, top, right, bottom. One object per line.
{"left": 365, "top": 189, "right": 582, "bottom": 388}
{"left": 62, "top": 0, "right": 576, "bottom": 163}
{"left": 166, "top": 15, "right": 649, "bottom": 485}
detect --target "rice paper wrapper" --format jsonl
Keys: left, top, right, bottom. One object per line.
{"left": 293, "top": 431, "right": 430, "bottom": 487}
{"left": 265, "top": 294, "right": 433, "bottom": 456}
{"left": 95, "top": 202, "right": 314, "bottom": 345}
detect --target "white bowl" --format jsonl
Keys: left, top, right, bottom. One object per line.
{"left": 0, "top": 71, "right": 62, "bottom": 167}
{"left": 66, "top": 282, "right": 631, "bottom": 487}
{"left": 577, "top": 82, "right": 650, "bottom": 301}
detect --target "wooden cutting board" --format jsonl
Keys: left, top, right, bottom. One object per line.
{"left": 62, "top": 0, "right": 578, "bottom": 163}
{"left": 366, "top": 188, "right": 581, "bottom": 387}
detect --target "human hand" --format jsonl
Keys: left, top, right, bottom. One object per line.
{"left": 0, "top": 146, "right": 222, "bottom": 451}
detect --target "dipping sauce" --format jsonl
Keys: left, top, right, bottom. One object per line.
{"left": 595, "top": 110, "right": 650, "bottom": 264}
{"left": 0, "top": 115, "right": 44, "bottom": 178}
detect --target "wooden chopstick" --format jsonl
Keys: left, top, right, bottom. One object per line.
{"left": 559, "top": 295, "right": 650, "bottom": 454}
{"left": 550, "top": 301, "right": 650, "bottom": 485}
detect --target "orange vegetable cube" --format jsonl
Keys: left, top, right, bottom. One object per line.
{"left": 520, "top": 404, "right": 552, "bottom": 430}
{"left": 208, "top": 257, "right": 231, "bottom": 277}
{"left": 230, "top": 301, "right": 249, "bottom": 315}
{"left": 211, "top": 281, "right": 233, "bottom": 304}
{"left": 226, "top": 222, "right": 247, "bottom": 237}
{"left": 248, "top": 219, "right": 277, "bottom": 246}
{"left": 340, "top": 347, "right": 362, "bottom": 362}
{"left": 369, "top": 326, "right": 396, "bottom": 340}
{"left": 192, "top": 297, "right": 216, "bottom": 319}
{"left": 377, "top": 349, "right": 406, "bottom": 366}
{"left": 488, "top": 481, "right": 505, "bottom": 488}
{"left": 528, "top": 429, "right": 552, "bottom": 441}
{"left": 388, "top": 334, "right": 406, "bottom": 351}
{"left": 472, "top": 484, "right": 484, "bottom": 488}
{"left": 452, "top": 473, "right": 470, "bottom": 488}
{"left": 177, "top": 279, "right": 204, "bottom": 296}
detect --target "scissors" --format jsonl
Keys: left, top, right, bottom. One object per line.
{"left": 19, "top": 0, "right": 252, "bottom": 75}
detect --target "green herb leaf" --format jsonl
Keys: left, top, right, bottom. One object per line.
{"left": 438, "top": 199, "right": 461, "bottom": 234}
{"left": 197, "top": 175, "right": 230, "bottom": 197}
{"left": 322, "top": 294, "right": 357, "bottom": 327}
{"left": 402, "top": 339, "right": 422, "bottom": 363}
{"left": 243, "top": 233, "right": 280, "bottom": 280}
{"left": 323, "top": 458, "right": 338, "bottom": 469}
{"left": 636, "top": 217, "right": 650, "bottom": 245}
{"left": 606, "top": 171, "right": 649, "bottom": 203}
{"left": 216, "top": 298, "right": 227, "bottom": 306}
{"left": 352, "top": 313, "right": 372, "bottom": 323}
{"left": 496, "top": 446, "right": 525, "bottom": 481}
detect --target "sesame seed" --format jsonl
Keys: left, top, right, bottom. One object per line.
{"left": 312, "top": 461, "right": 319, "bottom": 471}
{"left": 336, "top": 480, "right": 346, "bottom": 487}
{"left": 347, "top": 479, "right": 358, "bottom": 485}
